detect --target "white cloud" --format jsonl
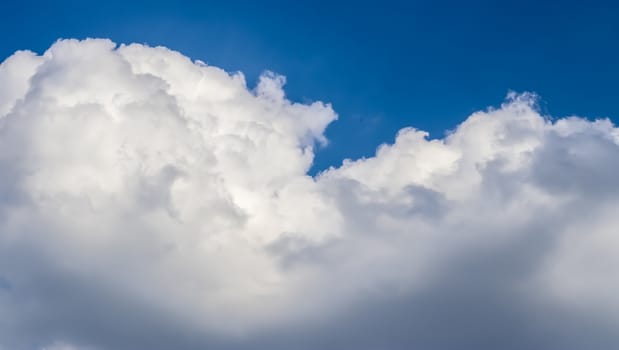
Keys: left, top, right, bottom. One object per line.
{"left": 0, "top": 39, "right": 618, "bottom": 350}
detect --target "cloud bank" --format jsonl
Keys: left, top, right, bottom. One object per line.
{"left": 0, "top": 39, "right": 618, "bottom": 350}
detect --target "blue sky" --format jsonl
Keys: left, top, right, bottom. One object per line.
{"left": 3, "top": 0, "right": 618, "bottom": 173}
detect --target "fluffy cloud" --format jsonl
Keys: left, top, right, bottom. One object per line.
{"left": 0, "top": 39, "right": 618, "bottom": 350}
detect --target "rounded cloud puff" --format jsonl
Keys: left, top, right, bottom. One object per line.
{"left": 0, "top": 39, "right": 618, "bottom": 350}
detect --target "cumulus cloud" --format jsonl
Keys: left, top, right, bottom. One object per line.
{"left": 0, "top": 39, "right": 618, "bottom": 350}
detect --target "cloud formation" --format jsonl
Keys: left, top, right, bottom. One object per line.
{"left": 0, "top": 39, "right": 618, "bottom": 350}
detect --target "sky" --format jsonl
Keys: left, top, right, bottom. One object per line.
{"left": 2, "top": 0, "right": 619, "bottom": 173}
{"left": 1, "top": 1, "right": 619, "bottom": 350}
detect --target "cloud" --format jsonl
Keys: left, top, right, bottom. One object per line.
{"left": 0, "top": 39, "right": 618, "bottom": 350}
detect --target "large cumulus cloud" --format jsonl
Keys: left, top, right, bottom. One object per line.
{"left": 0, "top": 39, "right": 618, "bottom": 350}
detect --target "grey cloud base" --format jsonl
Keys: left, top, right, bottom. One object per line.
{"left": 0, "top": 39, "right": 618, "bottom": 350}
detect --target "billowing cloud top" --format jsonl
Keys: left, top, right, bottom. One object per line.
{"left": 0, "top": 39, "right": 618, "bottom": 350}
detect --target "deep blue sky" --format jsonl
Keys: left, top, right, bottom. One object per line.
{"left": 2, "top": 0, "right": 618, "bottom": 173}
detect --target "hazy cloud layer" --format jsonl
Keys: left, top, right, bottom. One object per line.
{"left": 0, "top": 39, "right": 618, "bottom": 350}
